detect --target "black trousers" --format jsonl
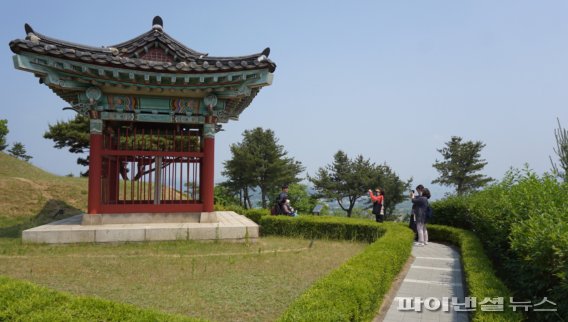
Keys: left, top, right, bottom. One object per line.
{"left": 373, "top": 202, "right": 383, "bottom": 222}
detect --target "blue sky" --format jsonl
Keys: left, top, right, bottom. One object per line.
{"left": 2, "top": 1, "right": 568, "bottom": 197}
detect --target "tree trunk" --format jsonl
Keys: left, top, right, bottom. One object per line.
{"left": 337, "top": 197, "right": 355, "bottom": 217}
{"left": 259, "top": 185, "right": 268, "bottom": 209}
{"left": 347, "top": 202, "right": 356, "bottom": 217}
{"left": 243, "top": 188, "right": 250, "bottom": 209}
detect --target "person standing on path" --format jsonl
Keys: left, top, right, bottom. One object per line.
{"left": 410, "top": 185, "right": 428, "bottom": 246}
{"left": 368, "top": 188, "right": 385, "bottom": 222}
{"left": 421, "top": 187, "right": 431, "bottom": 243}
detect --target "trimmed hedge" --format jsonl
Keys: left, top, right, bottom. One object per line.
{"left": 428, "top": 225, "right": 523, "bottom": 322}
{"left": 263, "top": 216, "right": 521, "bottom": 321}
{"left": 260, "top": 215, "right": 386, "bottom": 243}
{"left": 0, "top": 276, "right": 201, "bottom": 322}
{"left": 261, "top": 216, "right": 413, "bottom": 321}
{"left": 241, "top": 208, "right": 269, "bottom": 224}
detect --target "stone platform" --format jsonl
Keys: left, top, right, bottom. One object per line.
{"left": 22, "top": 211, "right": 258, "bottom": 244}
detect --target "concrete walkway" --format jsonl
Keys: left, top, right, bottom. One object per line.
{"left": 379, "top": 242, "right": 469, "bottom": 322}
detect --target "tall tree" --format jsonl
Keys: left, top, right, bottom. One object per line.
{"left": 222, "top": 143, "right": 257, "bottom": 209}
{"left": 370, "top": 163, "right": 412, "bottom": 216}
{"left": 550, "top": 118, "right": 568, "bottom": 182}
{"left": 44, "top": 115, "right": 90, "bottom": 175}
{"left": 432, "top": 136, "right": 493, "bottom": 195}
{"left": 222, "top": 127, "right": 304, "bottom": 208}
{"left": 309, "top": 151, "right": 377, "bottom": 217}
{"left": 8, "top": 142, "right": 32, "bottom": 162}
{"left": 0, "top": 119, "right": 8, "bottom": 151}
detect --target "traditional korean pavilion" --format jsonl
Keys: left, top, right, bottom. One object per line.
{"left": 10, "top": 16, "right": 276, "bottom": 224}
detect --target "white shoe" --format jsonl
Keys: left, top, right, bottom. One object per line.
{"left": 413, "top": 242, "right": 424, "bottom": 247}
{"left": 424, "top": 242, "right": 428, "bottom": 245}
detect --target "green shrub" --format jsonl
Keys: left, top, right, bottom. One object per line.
{"left": 428, "top": 225, "right": 523, "bottom": 322}
{"left": 241, "top": 208, "right": 270, "bottom": 224}
{"left": 263, "top": 216, "right": 413, "bottom": 321}
{"left": 509, "top": 209, "right": 568, "bottom": 314}
{"left": 0, "top": 276, "right": 201, "bottom": 321}
{"left": 430, "top": 169, "right": 568, "bottom": 321}
{"left": 430, "top": 195, "right": 472, "bottom": 229}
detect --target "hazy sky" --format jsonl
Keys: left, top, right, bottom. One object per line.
{"left": 2, "top": 1, "right": 568, "bottom": 197}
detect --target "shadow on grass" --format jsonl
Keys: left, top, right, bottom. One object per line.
{"left": 0, "top": 199, "right": 83, "bottom": 238}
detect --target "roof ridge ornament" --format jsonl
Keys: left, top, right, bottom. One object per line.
{"left": 257, "top": 47, "right": 271, "bottom": 62}
{"left": 24, "top": 23, "right": 34, "bottom": 34}
{"left": 24, "top": 23, "right": 41, "bottom": 43}
{"left": 152, "top": 16, "right": 164, "bottom": 31}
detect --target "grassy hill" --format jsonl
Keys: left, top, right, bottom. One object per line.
{"left": 0, "top": 152, "right": 87, "bottom": 237}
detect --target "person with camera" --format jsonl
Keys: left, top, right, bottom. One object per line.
{"left": 368, "top": 188, "right": 385, "bottom": 222}
{"left": 410, "top": 185, "right": 429, "bottom": 246}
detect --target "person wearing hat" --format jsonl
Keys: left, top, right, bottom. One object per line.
{"left": 368, "top": 188, "right": 385, "bottom": 222}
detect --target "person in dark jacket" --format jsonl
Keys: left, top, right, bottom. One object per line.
{"left": 423, "top": 188, "right": 432, "bottom": 222}
{"left": 276, "top": 185, "right": 289, "bottom": 215}
{"left": 411, "top": 185, "right": 428, "bottom": 246}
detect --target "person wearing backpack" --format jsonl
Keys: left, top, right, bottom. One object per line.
{"left": 272, "top": 184, "right": 289, "bottom": 215}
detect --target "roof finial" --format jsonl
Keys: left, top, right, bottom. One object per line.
{"left": 24, "top": 23, "right": 41, "bottom": 43}
{"left": 152, "top": 16, "right": 163, "bottom": 31}
{"left": 24, "top": 23, "right": 34, "bottom": 35}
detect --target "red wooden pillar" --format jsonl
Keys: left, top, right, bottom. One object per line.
{"left": 88, "top": 119, "right": 103, "bottom": 214}
{"left": 107, "top": 159, "right": 119, "bottom": 204}
{"left": 200, "top": 123, "right": 215, "bottom": 212}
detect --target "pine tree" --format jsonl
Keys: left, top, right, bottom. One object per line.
{"left": 43, "top": 115, "right": 90, "bottom": 174}
{"left": 432, "top": 136, "right": 493, "bottom": 195}
{"left": 222, "top": 127, "right": 304, "bottom": 209}
{"left": 8, "top": 142, "right": 32, "bottom": 162}
{"left": 309, "top": 151, "right": 409, "bottom": 217}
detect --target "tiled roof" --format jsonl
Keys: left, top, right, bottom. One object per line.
{"left": 9, "top": 16, "right": 276, "bottom": 74}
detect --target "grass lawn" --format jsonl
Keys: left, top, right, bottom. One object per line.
{"left": 0, "top": 237, "right": 366, "bottom": 321}
{"left": 0, "top": 153, "right": 367, "bottom": 321}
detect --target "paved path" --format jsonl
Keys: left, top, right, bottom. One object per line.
{"left": 379, "top": 242, "right": 469, "bottom": 322}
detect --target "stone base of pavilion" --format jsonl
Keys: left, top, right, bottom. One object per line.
{"left": 81, "top": 211, "right": 219, "bottom": 225}
{"left": 22, "top": 211, "right": 258, "bottom": 244}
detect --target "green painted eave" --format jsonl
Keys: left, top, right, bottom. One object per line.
{"left": 13, "top": 53, "right": 272, "bottom": 99}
